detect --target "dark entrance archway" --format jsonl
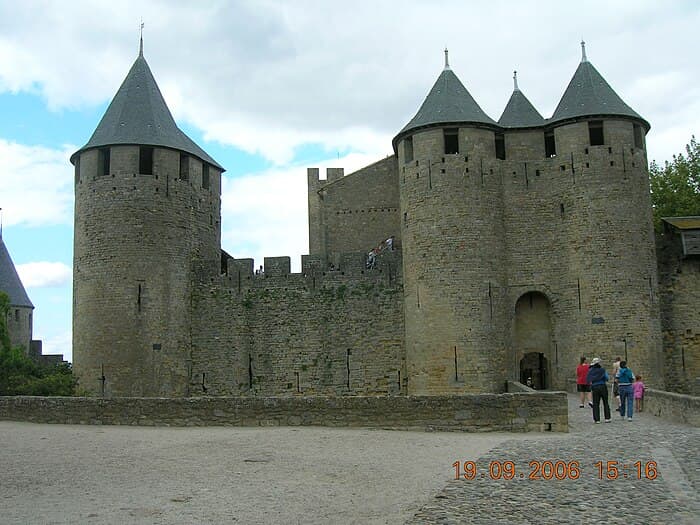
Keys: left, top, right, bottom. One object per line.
{"left": 520, "top": 351, "right": 549, "bottom": 390}
{"left": 513, "top": 291, "right": 553, "bottom": 389}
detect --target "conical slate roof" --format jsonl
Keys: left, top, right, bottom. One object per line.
{"left": 0, "top": 236, "right": 33, "bottom": 308}
{"left": 550, "top": 44, "right": 647, "bottom": 129}
{"left": 498, "top": 74, "right": 544, "bottom": 128}
{"left": 394, "top": 54, "right": 496, "bottom": 148}
{"left": 71, "top": 48, "right": 223, "bottom": 169}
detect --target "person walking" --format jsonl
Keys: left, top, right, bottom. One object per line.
{"left": 576, "top": 356, "right": 592, "bottom": 408}
{"left": 633, "top": 375, "right": 645, "bottom": 413}
{"left": 612, "top": 356, "right": 622, "bottom": 412}
{"left": 617, "top": 361, "right": 635, "bottom": 421}
{"left": 586, "top": 357, "right": 611, "bottom": 423}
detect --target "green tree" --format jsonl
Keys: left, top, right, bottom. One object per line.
{"left": 649, "top": 136, "right": 700, "bottom": 231}
{"left": 0, "top": 291, "right": 77, "bottom": 396}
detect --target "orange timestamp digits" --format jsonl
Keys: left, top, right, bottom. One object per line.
{"left": 452, "top": 460, "right": 581, "bottom": 480}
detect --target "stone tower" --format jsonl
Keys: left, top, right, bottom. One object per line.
{"left": 0, "top": 234, "right": 34, "bottom": 353}
{"left": 71, "top": 40, "right": 224, "bottom": 396}
{"left": 394, "top": 50, "right": 508, "bottom": 394}
{"left": 394, "top": 45, "right": 660, "bottom": 394}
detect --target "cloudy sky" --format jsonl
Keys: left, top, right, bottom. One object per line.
{"left": 0, "top": 0, "right": 698, "bottom": 362}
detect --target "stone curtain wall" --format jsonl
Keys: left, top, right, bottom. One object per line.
{"left": 657, "top": 232, "right": 700, "bottom": 395}
{"left": 190, "top": 252, "right": 405, "bottom": 396}
{"left": 644, "top": 388, "right": 700, "bottom": 427}
{"left": 0, "top": 392, "right": 569, "bottom": 432}
{"left": 307, "top": 157, "right": 400, "bottom": 259}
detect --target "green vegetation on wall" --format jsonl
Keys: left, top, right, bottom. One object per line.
{"left": 650, "top": 136, "right": 700, "bottom": 231}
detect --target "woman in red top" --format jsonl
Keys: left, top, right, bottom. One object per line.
{"left": 576, "top": 356, "right": 592, "bottom": 408}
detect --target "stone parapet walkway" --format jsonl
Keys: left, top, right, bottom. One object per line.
{"left": 408, "top": 394, "right": 699, "bottom": 524}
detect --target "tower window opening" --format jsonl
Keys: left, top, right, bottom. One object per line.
{"left": 404, "top": 137, "right": 414, "bottom": 163}
{"left": 588, "top": 121, "right": 604, "bottom": 146}
{"left": 179, "top": 154, "right": 189, "bottom": 181}
{"left": 98, "top": 147, "right": 110, "bottom": 176}
{"left": 202, "top": 163, "right": 210, "bottom": 189}
{"left": 14, "top": 309, "right": 19, "bottom": 322}
{"left": 444, "top": 128, "right": 459, "bottom": 154}
{"left": 495, "top": 133, "right": 506, "bottom": 160}
{"left": 633, "top": 124, "right": 644, "bottom": 149}
{"left": 544, "top": 131, "right": 556, "bottom": 158}
{"left": 139, "top": 146, "right": 154, "bottom": 175}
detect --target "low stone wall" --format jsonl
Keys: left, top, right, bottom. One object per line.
{"left": 0, "top": 393, "right": 568, "bottom": 432}
{"left": 644, "top": 388, "right": 700, "bottom": 427}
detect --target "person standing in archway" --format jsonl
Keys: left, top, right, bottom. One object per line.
{"left": 586, "top": 358, "right": 611, "bottom": 423}
{"left": 576, "top": 356, "right": 592, "bottom": 408}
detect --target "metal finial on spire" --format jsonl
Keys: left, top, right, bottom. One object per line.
{"left": 513, "top": 70, "right": 519, "bottom": 91}
{"left": 444, "top": 47, "right": 450, "bottom": 70}
{"left": 581, "top": 40, "right": 588, "bottom": 62}
{"left": 139, "top": 20, "right": 144, "bottom": 57}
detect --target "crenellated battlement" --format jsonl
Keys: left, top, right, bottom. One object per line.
{"left": 215, "top": 249, "right": 403, "bottom": 295}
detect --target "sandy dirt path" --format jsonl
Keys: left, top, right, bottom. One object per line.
{"left": 0, "top": 422, "right": 558, "bottom": 524}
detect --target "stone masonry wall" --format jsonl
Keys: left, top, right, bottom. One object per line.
{"left": 657, "top": 232, "right": 700, "bottom": 395}
{"left": 0, "top": 392, "right": 569, "bottom": 432}
{"left": 6, "top": 305, "right": 32, "bottom": 354}
{"left": 308, "top": 156, "right": 400, "bottom": 259}
{"left": 190, "top": 251, "right": 405, "bottom": 396}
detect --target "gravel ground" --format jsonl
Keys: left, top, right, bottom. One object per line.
{"left": 408, "top": 395, "right": 699, "bottom": 524}
{"left": 0, "top": 421, "right": 544, "bottom": 524}
{"left": 2, "top": 395, "right": 696, "bottom": 524}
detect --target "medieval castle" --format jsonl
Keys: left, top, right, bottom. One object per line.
{"left": 64, "top": 41, "right": 698, "bottom": 398}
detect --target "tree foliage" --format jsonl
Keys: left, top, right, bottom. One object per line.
{"left": 0, "top": 291, "right": 77, "bottom": 396}
{"left": 649, "top": 136, "right": 700, "bottom": 231}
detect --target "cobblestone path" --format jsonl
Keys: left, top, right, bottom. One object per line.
{"left": 408, "top": 395, "right": 699, "bottom": 524}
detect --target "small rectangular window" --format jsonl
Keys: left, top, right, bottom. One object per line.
{"left": 589, "top": 121, "right": 604, "bottom": 146}
{"left": 544, "top": 131, "right": 556, "bottom": 158}
{"left": 179, "top": 154, "right": 189, "bottom": 181}
{"left": 444, "top": 128, "right": 459, "bottom": 154}
{"left": 14, "top": 309, "right": 19, "bottom": 322}
{"left": 202, "top": 163, "right": 210, "bottom": 189}
{"left": 98, "top": 148, "right": 110, "bottom": 176}
{"left": 495, "top": 133, "right": 506, "bottom": 160}
{"left": 633, "top": 124, "right": 644, "bottom": 149}
{"left": 404, "top": 137, "right": 414, "bottom": 163}
{"left": 139, "top": 146, "right": 154, "bottom": 175}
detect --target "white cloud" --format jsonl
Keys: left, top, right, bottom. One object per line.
{"left": 0, "top": 1, "right": 697, "bottom": 165}
{"left": 16, "top": 261, "right": 72, "bottom": 288}
{"left": 41, "top": 330, "right": 72, "bottom": 363}
{"left": 0, "top": 139, "right": 74, "bottom": 227}
{"left": 221, "top": 151, "right": 384, "bottom": 271}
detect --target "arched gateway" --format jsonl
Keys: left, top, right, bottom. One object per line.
{"left": 513, "top": 292, "right": 554, "bottom": 389}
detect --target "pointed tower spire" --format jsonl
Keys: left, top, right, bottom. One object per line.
{"left": 0, "top": 235, "right": 34, "bottom": 308}
{"left": 498, "top": 71, "right": 544, "bottom": 128}
{"left": 444, "top": 48, "right": 450, "bottom": 70}
{"left": 71, "top": 41, "right": 222, "bottom": 169}
{"left": 139, "top": 21, "right": 144, "bottom": 57}
{"left": 550, "top": 43, "right": 647, "bottom": 128}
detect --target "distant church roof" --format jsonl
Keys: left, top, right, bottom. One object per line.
{"left": 0, "top": 236, "right": 33, "bottom": 308}
{"left": 498, "top": 71, "right": 545, "bottom": 128}
{"left": 550, "top": 42, "right": 648, "bottom": 129}
{"left": 71, "top": 40, "right": 223, "bottom": 170}
{"left": 394, "top": 50, "right": 497, "bottom": 148}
